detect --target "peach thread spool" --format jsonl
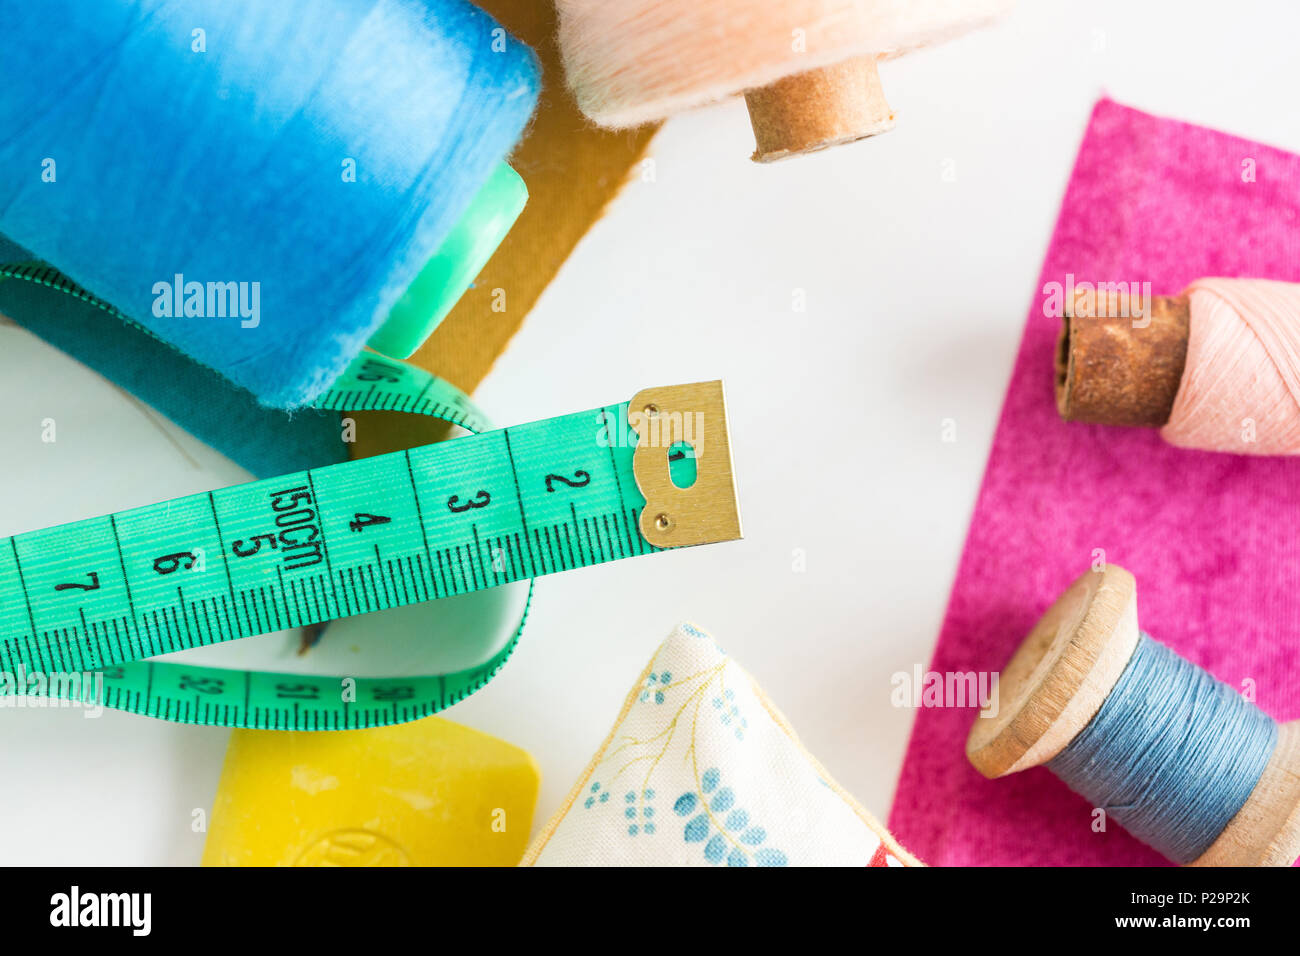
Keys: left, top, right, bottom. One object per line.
{"left": 1056, "top": 277, "right": 1300, "bottom": 455}
{"left": 554, "top": 0, "right": 1015, "bottom": 162}
{"left": 967, "top": 564, "right": 1300, "bottom": 866}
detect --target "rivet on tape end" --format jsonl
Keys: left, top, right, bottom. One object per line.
{"left": 630, "top": 381, "right": 742, "bottom": 549}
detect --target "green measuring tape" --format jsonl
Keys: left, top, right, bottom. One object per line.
{"left": 0, "top": 268, "right": 742, "bottom": 729}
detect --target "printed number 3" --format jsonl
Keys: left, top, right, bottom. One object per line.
{"left": 447, "top": 491, "right": 490, "bottom": 513}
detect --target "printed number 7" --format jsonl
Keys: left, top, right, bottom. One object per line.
{"left": 55, "top": 572, "right": 100, "bottom": 593}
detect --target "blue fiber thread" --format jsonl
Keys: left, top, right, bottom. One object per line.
{"left": 0, "top": 238, "right": 345, "bottom": 479}
{"left": 0, "top": 0, "right": 539, "bottom": 409}
{"left": 1047, "top": 634, "right": 1277, "bottom": 863}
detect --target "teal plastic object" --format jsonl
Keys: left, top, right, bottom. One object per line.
{"left": 368, "top": 162, "right": 527, "bottom": 359}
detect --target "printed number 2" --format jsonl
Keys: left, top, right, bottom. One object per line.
{"left": 545, "top": 470, "right": 591, "bottom": 492}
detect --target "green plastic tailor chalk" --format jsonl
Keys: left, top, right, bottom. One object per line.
{"left": 367, "top": 162, "right": 528, "bottom": 359}
{"left": 0, "top": 346, "right": 741, "bottom": 729}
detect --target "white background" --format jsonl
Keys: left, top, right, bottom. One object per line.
{"left": 3, "top": 1, "right": 1299, "bottom": 865}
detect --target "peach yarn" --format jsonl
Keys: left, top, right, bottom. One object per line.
{"left": 554, "top": 0, "right": 1015, "bottom": 128}
{"left": 1162, "top": 278, "right": 1300, "bottom": 455}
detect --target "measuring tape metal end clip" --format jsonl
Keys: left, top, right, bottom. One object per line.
{"left": 631, "top": 380, "right": 741, "bottom": 548}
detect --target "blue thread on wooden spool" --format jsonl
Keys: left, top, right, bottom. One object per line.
{"left": 1047, "top": 634, "right": 1277, "bottom": 863}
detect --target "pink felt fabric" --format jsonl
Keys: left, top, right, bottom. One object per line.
{"left": 887, "top": 98, "right": 1300, "bottom": 866}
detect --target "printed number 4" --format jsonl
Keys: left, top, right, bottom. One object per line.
{"left": 349, "top": 513, "right": 391, "bottom": 533}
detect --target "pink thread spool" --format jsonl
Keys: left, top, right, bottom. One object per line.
{"left": 1056, "top": 278, "right": 1300, "bottom": 455}
{"left": 554, "top": 0, "right": 1015, "bottom": 163}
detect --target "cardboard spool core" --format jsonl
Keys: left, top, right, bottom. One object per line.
{"left": 744, "top": 55, "right": 896, "bottom": 163}
{"left": 967, "top": 564, "right": 1300, "bottom": 866}
{"left": 1055, "top": 292, "right": 1190, "bottom": 427}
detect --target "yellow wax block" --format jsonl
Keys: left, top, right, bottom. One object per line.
{"left": 202, "top": 718, "right": 540, "bottom": 867}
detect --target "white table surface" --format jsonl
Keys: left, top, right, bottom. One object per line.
{"left": 3, "top": 0, "right": 1298, "bottom": 865}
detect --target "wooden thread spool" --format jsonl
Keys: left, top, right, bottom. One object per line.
{"left": 1055, "top": 288, "right": 1190, "bottom": 427}
{"left": 743, "top": 56, "right": 896, "bottom": 163}
{"left": 967, "top": 564, "right": 1300, "bottom": 866}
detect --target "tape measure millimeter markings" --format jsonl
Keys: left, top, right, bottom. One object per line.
{"left": 0, "top": 287, "right": 742, "bottom": 727}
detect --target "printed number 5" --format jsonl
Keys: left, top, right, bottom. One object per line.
{"left": 232, "top": 534, "right": 279, "bottom": 558}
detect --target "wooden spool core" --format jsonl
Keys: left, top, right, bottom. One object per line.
{"left": 967, "top": 564, "right": 1300, "bottom": 866}
{"left": 1055, "top": 291, "right": 1190, "bottom": 427}
{"left": 744, "top": 55, "right": 896, "bottom": 163}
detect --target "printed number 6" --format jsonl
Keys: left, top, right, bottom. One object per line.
{"left": 153, "top": 551, "right": 198, "bottom": 575}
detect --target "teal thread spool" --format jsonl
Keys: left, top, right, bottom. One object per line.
{"left": 369, "top": 162, "right": 528, "bottom": 360}
{"left": 967, "top": 565, "right": 1300, "bottom": 866}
